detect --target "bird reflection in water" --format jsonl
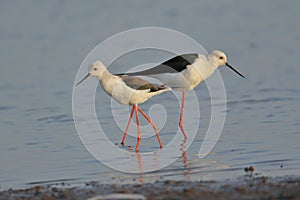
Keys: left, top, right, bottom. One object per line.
{"left": 136, "top": 152, "right": 144, "bottom": 183}
{"left": 130, "top": 139, "right": 193, "bottom": 182}
{"left": 180, "top": 139, "right": 192, "bottom": 179}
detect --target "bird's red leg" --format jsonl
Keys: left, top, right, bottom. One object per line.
{"left": 121, "top": 106, "right": 135, "bottom": 145}
{"left": 179, "top": 90, "right": 188, "bottom": 139}
{"left": 137, "top": 106, "right": 163, "bottom": 148}
{"left": 135, "top": 105, "right": 141, "bottom": 152}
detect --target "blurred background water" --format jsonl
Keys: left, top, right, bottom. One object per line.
{"left": 0, "top": 0, "right": 300, "bottom": 190}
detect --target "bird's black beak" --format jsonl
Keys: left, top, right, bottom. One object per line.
{"left": 75, "top": 73, "right": 90, "bottom": 86}
{"left": 225, "top": 63, "right": 245, "bottom": 78}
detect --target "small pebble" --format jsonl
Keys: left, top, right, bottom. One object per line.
{"left": 249, "top": 166, "right": 254, "bottom": 172}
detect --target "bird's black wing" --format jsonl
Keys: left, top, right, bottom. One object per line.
{"left": 116, "top": 54, "right": 198, "bottom": 76}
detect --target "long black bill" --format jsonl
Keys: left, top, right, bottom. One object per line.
{"left": 75, "top": 73, "right": 90, "bottom": 87}
{"left": 225, "top": 63, "right": 245, "bottom": 78}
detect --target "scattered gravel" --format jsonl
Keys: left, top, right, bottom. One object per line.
{"left": 1, "top": 176, "right": 299, "bottom": 200}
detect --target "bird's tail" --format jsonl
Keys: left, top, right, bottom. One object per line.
{"left": 148, "top": 86, "right": 171, "bottom": 98}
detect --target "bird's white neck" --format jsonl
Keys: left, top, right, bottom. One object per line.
{"left": 207, "top": 54, "right": 220, "bottom": 70}
{"left": 97, "top": 69, "right": 114, "bottom": 82}
{"left": 190, "top": 54, "right": 218, "bottom": 83}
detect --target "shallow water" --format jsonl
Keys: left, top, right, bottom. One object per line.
{"left": 0, "top": 1, "right": 300, "bottom": 190}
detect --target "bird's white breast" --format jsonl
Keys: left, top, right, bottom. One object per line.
{"left": 100, "top": 77, "right": 130, "bottom": 105}
{"left": 101, "top": 76, "right": 154, "bottom": 105}
{"left": 185, "top": 55, "right": 217, "bottom": 90}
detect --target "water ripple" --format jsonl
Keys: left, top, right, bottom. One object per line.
{"left": 227, "top": 97, "right": 295, "bottom": 106}
{"left": 37, "top": 114, "right": 73, "bottom": 124}
{"left": 0, "top": 106, "right": 16, "bottom": 111}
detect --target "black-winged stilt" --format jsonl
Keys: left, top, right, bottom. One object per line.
{"left": 75, "top": 60, "right": 171, "bottom": 152}
{"left": 116, "top": 50, "right": 245, "bottom": 138}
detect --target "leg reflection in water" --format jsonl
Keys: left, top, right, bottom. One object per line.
{"left": 180, "top": 139, "right": 192, "bottom": 179}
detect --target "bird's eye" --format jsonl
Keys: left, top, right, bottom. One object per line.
{"left": 93, "top": 67, "right": 97, "bottom": 70}
{"left": 219, "top": 56, "right": 224, "bottom": 60}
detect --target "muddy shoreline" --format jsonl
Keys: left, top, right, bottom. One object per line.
{"left": 1, "top": 176, "right": 299, "bottom": 200}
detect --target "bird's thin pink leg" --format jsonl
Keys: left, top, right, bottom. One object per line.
{"left": 121, "top": 106, "right": 135, "bottom": 145}
{"left": 137, "top": 106, "right": 163, "bottom": 148}
{"left": 179, "top": 90, "right": 188, "bottom": 139}
{"left": 135, "top": 105, "right": 141, "bottom": 152}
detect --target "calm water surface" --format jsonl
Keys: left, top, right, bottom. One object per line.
{"left": 0, "top": 1, "right": 299, "bottom": 190}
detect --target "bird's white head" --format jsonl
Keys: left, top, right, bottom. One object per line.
{"left": 89, "top": 60, "right": 107, "bottom": 78}
{"left": 75, "top": 60, "right": 108, "bottom": 86}
{"left": 210, "top": 50, "right": 245, "bottom": 78}
{"left": 210, "top": 50, "right": 228, "bottom": 67}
